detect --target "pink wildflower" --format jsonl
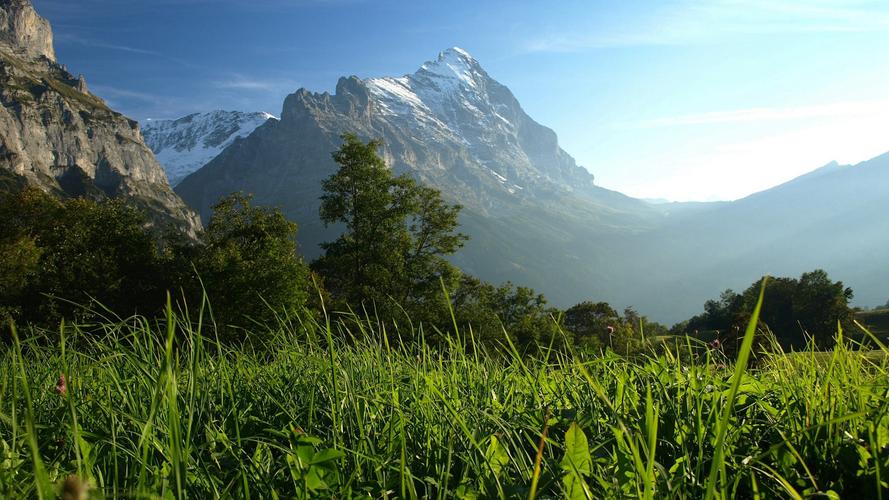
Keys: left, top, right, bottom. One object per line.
{"left": 709, "top": 338, "right": 722, "bottom": 350}
{"left": 55, "top": 373, "right": 67, "bottom": 396}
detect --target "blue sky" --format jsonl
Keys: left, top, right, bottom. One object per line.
{"left": 32, "top": 0, "right": 889, "bottom": 201}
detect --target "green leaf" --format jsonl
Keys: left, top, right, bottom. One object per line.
{"left": 310, "top": 449, "right": 345, "bottom": 465}
{"left": 562, "top": 422, "right": 592, "bottom": 500}
{"left": 484, "top": 435, "right": 509, "bottom": 478}
{"left": 562, "top": 422, "right": 592, "bottom": 475}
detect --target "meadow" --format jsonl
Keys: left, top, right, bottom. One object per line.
{"left": 1, "top": 292, "right": 888, "bottom": 499}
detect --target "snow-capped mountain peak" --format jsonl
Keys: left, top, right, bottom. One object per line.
{"left": 143, "top": 110, "right": 275, "bottom": 186}
{"left": 176, "top": 47, "right": 597, "bottom": 224}
{"left": 357, "top": 47, "right": 592, "bottom": 197}
{"left": 417, "top": 47, "right": 484, "bottom": 91}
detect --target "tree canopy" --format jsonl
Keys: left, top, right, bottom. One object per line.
{"left": 312, "top": 134, "right": 466, "bottom": 321}
{"left": 0, "top": 188, "right": 165, "bottom": 326}
{"left": 173, "top": 192, "right": 312, "bottom": 337}
{"left": 681, "top": 270, "right": 854, "bottom": 351}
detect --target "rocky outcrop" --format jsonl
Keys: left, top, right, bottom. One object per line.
{"left": 0, "top": 0, "right": 53, "bottom": 61}
{"left": 177, "top": 48, "right": 654, "bottom": 226}
{"left": 0, "top": 0, "right": 200, "bottom": 235}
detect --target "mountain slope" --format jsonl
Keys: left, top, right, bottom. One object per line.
{"left": 143, "top": 111, "right": 275, "bottom": 186}
{"left": 176, "top": 48, "right": 664, "bottom": 306}
{"left": 0, "top": 0, "right": 200, "bottom": 235}
{"left": 620, "top": 154, "right": 889, "bottom": 322}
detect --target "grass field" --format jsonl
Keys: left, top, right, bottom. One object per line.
{"left": 1, "top": 300, "right": 888, "bottom": 499}
{"left": 857, "top": 308, "right": 889, "bottom": 339}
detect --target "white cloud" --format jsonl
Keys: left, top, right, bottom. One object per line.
{"left": 91, "top": 85, "right": 164, "bottom": 103}
{"left": 524, "top": 0, "right": 889, "bottom": 52}
{"left": 214, "top": 76, "right": 299, "bottom": 92}
{"left": 54, "top": 33, "right": 162, "bottom": 56}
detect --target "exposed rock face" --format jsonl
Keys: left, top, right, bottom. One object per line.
{"left": 0, "top": 0, "right": 200, "bottom": 235}
{"left": 143, "top": 110, "right": 275, "bottom": 186}
{"left": 176, "top": 47, "right": 659, "bottom": 303}
{"left": 0, "top": 0, "right": 54, "bottom": 61}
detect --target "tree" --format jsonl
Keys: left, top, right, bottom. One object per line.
{"left": 402, "top": 185, "right": 465, "bottom": 303}
{"left": 448, "top": 275, "right": 563, "bottom": 351}
{"left": 684, "top": 289, "right": 742, "bottom": 336}
{"left": 680, "top": 270, "right": 854, "bottom": 353}
{"left": 563, "top": 301, "right": 619, "bottom": 350}
{"left": 0, "top": 234, "right": 40, "bottom": 322}
{"left": 758, "top": 270, "right": 853, "bottom": 348}
{"left": 562, "top": 302, "right": 661, "bottom": 355}
{"left": 177, "top": 193, "right": 311, "bottom": 336}
{"left": 0, "top": 188, "right": 166, "bottom": 327}
{"left": 312, "top": 134, "right": 466, "bottom": 320}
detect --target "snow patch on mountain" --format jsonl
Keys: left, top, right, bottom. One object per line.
{"left": 143, "top": 111, "right": 275, "bottom": 186}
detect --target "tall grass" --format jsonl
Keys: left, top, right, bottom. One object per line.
{"left": 0, "top": 301, "right": 887, "bottom": 498}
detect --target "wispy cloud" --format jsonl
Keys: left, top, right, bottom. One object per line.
{"left": 38, "top": 0, "right": 363, "bottom": 16}
{"left": 214, "top": 75, "right": 300, "bottom": 92}
{"left": 54, "top": 33, "right": 162, "bottom": 56}
{"left": 91, "top": 85, "right": 167, "bottom": 105}
{"left": 524, "top": 0, "right": 889, "bottom": 52}
{"left": 635, "top": 99, "right": 889, "bottom": 128}
{"left": 53, "top": 32, "right": 204, "bottom": 69}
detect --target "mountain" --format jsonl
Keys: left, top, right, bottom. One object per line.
{"left": 174, "top": 47, "right": 889, "bottom": 323}
{"left": 143, "top": 111, "right": 275, "bottom": 186}
{"left": 176, "top": 47, "right": 666, "bottom": 305}
{"left": 0, "top": 0, "right": 53, "bottom": 61}
{"left": 619, "top": 154, "right": 889, "bottom": 322}
{"left": 0, "top": 0, "right": 200, "bottom": 235}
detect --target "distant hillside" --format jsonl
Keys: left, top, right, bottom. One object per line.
{"left": 618, "top": 153, "right": 889, "bottom": 322}
{"left": 857, "top": 308, "right": 889, "bottom": 341}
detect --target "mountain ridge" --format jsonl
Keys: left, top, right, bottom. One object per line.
{"left": 175, "top": 47, "right": 668, "bottom": 314}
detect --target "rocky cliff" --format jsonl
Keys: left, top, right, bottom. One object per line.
{"left": 0, "top": 0, "right": 53, "bottom": 61}
{"left": 0, "top": 0, "right": 200, "bottom": 235}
